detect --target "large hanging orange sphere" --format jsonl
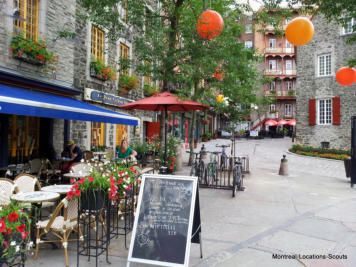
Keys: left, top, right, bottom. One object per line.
{"left": 196, "top": 10, "right": 224, "bottom": 40}
{"left": 336, "top": 67, "right": 356, "bottom": 86}
{"left": 216, "top": 94, "right": 224, "bottom": 102}
{"left": 285, "top": 17, "right": 314, "bottom": 46}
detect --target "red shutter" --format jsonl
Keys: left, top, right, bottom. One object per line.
{"left": 332, "top": 97, "right": 341, "bottom": 125}
{"left": 309, "top": 98, "right": 316, "bottom": 126}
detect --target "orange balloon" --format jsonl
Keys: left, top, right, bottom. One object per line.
{"left": 285, "top": 17, "right": 314, "bottom": 46}
{"left": 336, "top": 67, "right": 356, "bottom": 86}
{"left": 196, "top": 10, "right": 224, "bottom": 40}
{"left": 216, "top": 94, "right": 224, "bottom": 102}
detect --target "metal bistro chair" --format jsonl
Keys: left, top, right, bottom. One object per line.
{"left": 0, "top": 178, "right": 16, "bottom": 205}
{"left": 35, "top": 197, "right": 82, "bottom": 267}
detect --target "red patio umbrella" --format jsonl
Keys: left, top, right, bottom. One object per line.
{"left": 119, "top": 91, "right": 208, "bottom": 164}
{"left": 265, "top": 119, "right": 277, "bottom": 126}
{"left": 286, "top": 119, "right": 296, "bottom": 126}
{"left": 277, "top": 119, "right": 287, "bottom": 126}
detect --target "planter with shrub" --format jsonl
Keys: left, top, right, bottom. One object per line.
{"left": 289, "top": 144, "right": 351, "bottom": 160}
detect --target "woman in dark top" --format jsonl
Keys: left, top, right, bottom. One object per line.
{"left": 61, "top": 141, "right": 83, "bottom": 173}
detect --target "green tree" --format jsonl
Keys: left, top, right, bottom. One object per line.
{"left": 78, "top": 0, "right": 261, "bottom": 164}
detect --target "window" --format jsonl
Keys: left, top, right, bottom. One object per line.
{"left": 91, "top": 122, "right": 105, "bottom": 147}
{"left": 269, "top": 60, "right": 276, "bottom": 70}
{"left": 245, "top": 24, "right": 252, "bottom": 33}
{"left": 91, "top": 25, "right": 105, "bottom": 61}
{"left": 286, "top": 81, "right": 292, "bottom": 90}
{"left": 116, "top": 125, "right": 127, "bottom": 148}
{"left": 244, "top": 41, "right": 253, "bottom": 49}
{"left": 120, "top": 43, "right": 130, "bottom": 75}
{"left": 270, "top": 104, "right": 276, "bottom": 112}
{"left": 318, "top": 54, "right": 332, "bottom": 76}
{"left": 318, "top": 99, "right": 332, "bottom": 125}
{"left": 285, "top": 40, "right": 292, "bottom": 48}
{"left": 120, "top": 0, "right": 128, "bottom": 23}
{"left": 13, "top": 0, "right": 39, "bottom": 41}
{"left": 285, "top": 104, "right": 292, "bottom": 116}
{"left": 247, "top": 15, "right": 253, "bottom": 21}
{"left": 269, "top": 39, "right": 276, "bottom": 48}
{"left": 285, "top": 60, "right": 292, "bottom": 70}
{"left": 269, "top": 82, "right": 276, "bottom": 90}
{"left": 342, "top": 18, "right": 355, "bottom": 35}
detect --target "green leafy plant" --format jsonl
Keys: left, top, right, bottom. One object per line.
{"left": 270, "top": 90, "right": 277, "bottom": 95}
{"left": 67, "top": 162, "right": 140, "bottom": 201}
{"left": 147, "top": 135, "right": 160, "bottom": 154}
{"left": 90, "top": 58, "right": 117, "bottom": 80}
{"left": 0, "top": 201, "right": 31, "bottom": 262}
{"left": 287, "top": 90, "right": 295, "bottom": 96}
{"left": 159, "top": 134, "right": 181, "bottom": 171}
{"left": 10, "top": 33, "right": 58, "bottom": 72}
{"left": 143, "top": 84, "right": 161, "bottom": 96}
{"left": 203, "top": 132, "right": 212, "bottom": 139}
{"left": 118, "top": 74, "right": 138, "bottom": 94}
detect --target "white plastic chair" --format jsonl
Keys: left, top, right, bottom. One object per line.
{"left": 69, "top": 162, "right": 92, "bottom": 174}
{"left": 0, "top": 178, "right": 15, "bottom": 205}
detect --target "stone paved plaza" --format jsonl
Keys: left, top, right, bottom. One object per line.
{"left": 27, "top": 138, "right": 356, "bottom": 267}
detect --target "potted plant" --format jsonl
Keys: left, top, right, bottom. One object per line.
{"left": 0, "top": 201, "right": 31, "bottom": 266}
{"left": 118, "top": 74, "right": 138, "bottom": 95}
{"left": 270, "top": 90, "right": 277, "bottom": 95}
{"left": 202, "top": 132, "right": 211, "bottom": 142}
{"left": 236, "top": 129, "right": 245, "bottom": 138}
{"left": 10, "top": 33, "right": 58, "bottom": 71}
{"left": 66, "top": 163, "right": 140, "bottom": 210}
{"left": 143, "top": 84, "right": 161, "bottom": 96}
{"left": 130, "top": 140, "right": 149, "bottom": 164}
{"left": 90, "top": 58, "right": 117, "bottom": 81}
{"left": 287, "top": 90, "right": 296, "bottom": 96}
{"left": 162, "top": 134, "right": 180, "bottom": 173}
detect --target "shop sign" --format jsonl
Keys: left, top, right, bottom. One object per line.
{"left": 84, "top": 88, "right": 132, "bottom": 106}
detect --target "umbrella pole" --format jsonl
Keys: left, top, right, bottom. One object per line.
{"left": 165, "top": 106, "right": 167, "bottom": 166}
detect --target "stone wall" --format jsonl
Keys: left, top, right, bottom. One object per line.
{"left": 296, "top": 14, "right": 356, "bottom": 150}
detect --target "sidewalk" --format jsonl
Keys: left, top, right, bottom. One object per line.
{"left": 27, "top": 138, "right": 356, "bottom": 267}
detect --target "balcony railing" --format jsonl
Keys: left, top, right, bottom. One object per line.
{"left": 265, "top": 48, "right": 295, "bottom": 54}
{"left": 267, "top": 112, "right": 279, "bottom": 119}
{"left": 264, "top": 90, "right": 296, "bottom": 97}
{"left": 265, "top": 69, "right": 296, "bottom": 75}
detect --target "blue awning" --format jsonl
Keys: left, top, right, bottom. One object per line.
{"left": 0, "top": 84, "right": 138, "bottom": 125}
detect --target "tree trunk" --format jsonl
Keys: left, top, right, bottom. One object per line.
{"left": 159, "top": 111, "right": 165, "bottom": 157}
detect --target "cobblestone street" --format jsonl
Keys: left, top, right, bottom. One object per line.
{"left": 27, "top": 138, "right": 356, "bottom": 267}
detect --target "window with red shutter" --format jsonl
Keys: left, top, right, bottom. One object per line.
{"left": 309, "top": 98, "right": 316, "bottom": 126}
{"left": 332, "top": 97, "right": 341, "bottom": 125}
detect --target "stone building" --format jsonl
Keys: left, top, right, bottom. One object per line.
{"left": 295, "top": 14, "right": 356, "bottom": 150}
{"left": 0, "top": 0, "right": 152, "bottom": 167}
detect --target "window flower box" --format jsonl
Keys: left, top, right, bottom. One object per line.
{"left": 118, "top": 74, "right": 138, "bottom": 95}
{"left": 143, "top": 84, "right": 161, "bottom": 96}
{"left": 10, "top": 33, "right": 58, "bottom": 71}
{"left": 90, "top": 58, "right": 117, "bottom": 81}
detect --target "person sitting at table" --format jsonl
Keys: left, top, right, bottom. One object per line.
{"left": 61, "top": 141, "right": 83, "bottom": 173}
{"left": 116, "top": 139, "right": 137, "bottom": 161}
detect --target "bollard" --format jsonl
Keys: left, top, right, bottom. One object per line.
{"left": 279, "top": 154, "right": 289, "bottom": 176}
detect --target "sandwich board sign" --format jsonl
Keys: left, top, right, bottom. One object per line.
{"left": 127, "top": 174, "right": 198, "bottom": 267}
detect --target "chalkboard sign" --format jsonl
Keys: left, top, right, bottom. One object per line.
{"left": 127, "top": 174, "right": 198, "bottom": 267}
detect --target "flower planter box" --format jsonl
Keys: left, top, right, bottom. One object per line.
{"left": 90, "top": 66, "right": 109, "bottom": 81}
{"left": 14, "top": 53, "right": 44, "bottom": 66}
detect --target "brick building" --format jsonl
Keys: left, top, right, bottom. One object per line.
{"left": 295, "top": 14, "right": 356, "bottom": 150}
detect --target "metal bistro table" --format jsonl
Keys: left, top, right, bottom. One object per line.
{"left": 11, "top": 191, "right": 60, "bottom": 242}
{"left": 63, "top": 172, "right": 90, "bottom": 181}
{"left": 41, "top": 184, "right": 73, "bottom": 195}
{"left": 93, "top": 151, "right": 106, "bottom": 161}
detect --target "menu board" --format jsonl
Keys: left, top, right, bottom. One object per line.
{"left": 127, "top": 175, "right": 198, "bottom": 267}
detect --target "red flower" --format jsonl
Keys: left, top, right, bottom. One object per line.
{"left": 78, "top": 178, "right": 85, "bottom": 184}
{"left": 88, "top": 176, "right": 94, "bottom": 182}
{"left": 170, "top": 166, "right": 173, "bottom": 170}
{"left": 67, "top": 190, "right": 74, "bottom": 199}
{"left": 21, "top": 231, "right": 29, "bottom": 240}
{"left": 3, "top": 241, "right": 9, "bottom": 249}
{"left": 8, "top": 211, "right": 19, "bottom": 222}
{"left": 70, "top": 179, "right": 75, "bottom": 184}
{"left": 74, "top": 189, "right": 81, "bottom": 197}
{"left": 0, "top": 220, "right": 5, "bottom": 232}
{"left": 4, "top": 228, "right": 12, "bottom": 235}
{"left": 16, "top": 224, "right": 26, "bottom": 233}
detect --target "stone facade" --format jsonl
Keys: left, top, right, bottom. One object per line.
{"left": 296, "top": 14, "right": 356, "bottom": 150}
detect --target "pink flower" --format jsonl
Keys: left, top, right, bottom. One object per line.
{"left": 21, "top": 231, "right": 29, "bottom": 240}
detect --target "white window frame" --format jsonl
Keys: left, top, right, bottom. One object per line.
{"left": 270, "top": 82, "right": 276, "bottom": 90}
{"left": 341, "top": 18, "right": 355, "bottom": 35}
{"left": 244, "top": 41, "right": 253, "bottom": 49}
{"left": 286, "top": 81, "right": 292, "bottom": 90}
{"left": 285, "top": 40, "right": 292, "bottom": 48}
{"left": 318, "top": 54, "right": 332, "bottom": 77}
{"left": 285, "top": 18, "right": 292, "bottom": 25}
{"left": 270, "top": 104, "right": 276, "bottom": 112}
{"left": 245, "top": 24, "right": 252, "bottom": 33}
{"left": 269, "top": 38, "right": 276, "bottom": 48}
{"left": 285, "top": 104, "right": 292, "bottom": 116}
{"left": 269, "top": 60, "right": 276, "bottom": 70}
{"left": 317, "top": 99, "right": 332, "bottom": 125}
{"left": 285, "top": 60, "right": 292, "bottom": 70}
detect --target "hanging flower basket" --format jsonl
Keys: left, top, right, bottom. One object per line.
{"left": 80, "top": 189, "right": 106, "bottom": 211}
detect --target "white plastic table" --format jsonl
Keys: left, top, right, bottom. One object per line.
{"left": 41, "top": 185, "right": 73, "bottom": 194}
